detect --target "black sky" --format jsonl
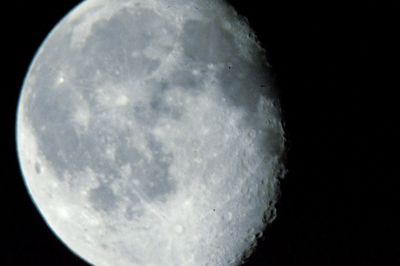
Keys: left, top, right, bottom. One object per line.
{"left": 2, "top": 0, "right": 398, "bottom": 265}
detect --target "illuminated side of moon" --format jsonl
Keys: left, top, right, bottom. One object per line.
{"left": 16, "top": 0, "right": 285, "bottom": 265}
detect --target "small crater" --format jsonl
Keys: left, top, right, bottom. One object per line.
{"left": 256, "top": 232, "right": 263, "bottom": 239}
{"left": 248, "top": 130, "right": 256, "bottom": 138}
{"left": 174, "top": 224, "right": 184, "bottom": 234}
{"left": 247, "top": 228, "right": 255, "bottom": 235}
{"left": 34, "top": 162, "right": 42, "bottom": 174}
{"left": 115, "top": 94, "right": 129, "bottom": 106}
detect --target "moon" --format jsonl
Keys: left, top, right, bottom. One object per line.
{"left": 16, "top": 0, "right": 285, "bottom": 265}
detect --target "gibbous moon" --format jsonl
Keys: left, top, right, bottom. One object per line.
{"left": 16, "top": 0, "right": 285, "bottom": 265}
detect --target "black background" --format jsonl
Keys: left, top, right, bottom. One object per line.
{"left": 2, "top": 0, "right": 398, "bottom": 265}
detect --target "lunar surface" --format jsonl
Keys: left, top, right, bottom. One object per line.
{"left": 16, "top": 0, "right": 285, "bottom": 265}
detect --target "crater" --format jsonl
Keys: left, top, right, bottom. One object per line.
{"left": 174, "top": 224, "right": 184, "bottom": 234}
{"left": 34, "top": 162, "right": 42, "bottom": 174}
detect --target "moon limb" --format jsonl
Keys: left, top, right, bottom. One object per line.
{"left": 16, "top": 0, "right": 285, "bottom": 265}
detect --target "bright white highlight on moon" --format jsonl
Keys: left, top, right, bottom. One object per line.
{"left": 16, "top": 0, "right": 285, "bottom": 265}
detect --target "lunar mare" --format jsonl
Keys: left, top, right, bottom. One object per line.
{"left": 16, "top": 0, "right": 285, "bottom": 265}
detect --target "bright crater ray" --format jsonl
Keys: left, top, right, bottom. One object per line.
{"left": 16, "top": 0, "right": 285, "bottom": 265}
